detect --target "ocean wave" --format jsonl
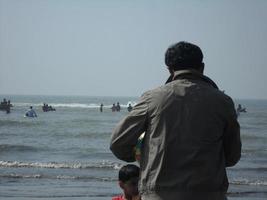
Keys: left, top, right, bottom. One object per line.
{"left": 229, "top": 167, "right": 267, "bottom": 172}
{"left": 0, "top": 144, "right": 39, "bottom": 152}
{"left": 13, "top": 102, "right": 137, "bottom": 109}
{"left": 0, "top": 173, "right": 116, "bottom": 181}
{"left": 0, "top": 160, "right": 122, "bottom": 170}
{"left": 230, "top": 178, "right": 267, "bottom": 186}
{"left": 49, "top": 103, "right": 101, "bottom": 108}
{"left": 12, "top": 102, "right": 43, "bottom": 107}
{"left": 0, "top": 193, "right": 117, "bottom": 198}
{"left": 1, "top": 172, "right": 266, "bottom": 186}
{"left": 0, "top": 120, "right": 42, "bottom": 127}
{"left": 0, "top": 173, "right": 42, "bottom": 179}
{"left": 227, "top": 191, "right": 267, "bottom": 197}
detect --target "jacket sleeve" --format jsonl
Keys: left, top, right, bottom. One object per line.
{"left": 223, "top": 99, "right": 242, "bottom": 167}
{"left": 110, "top": 93, "right": 149, "bottom": 162}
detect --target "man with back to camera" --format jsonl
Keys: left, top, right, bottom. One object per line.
{"left": 110, "top": 41, "right": 241, "bottom": 200}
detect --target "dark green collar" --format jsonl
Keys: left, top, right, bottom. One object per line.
{"left": 170, "top": 69, "right": 218, "bottom": 89}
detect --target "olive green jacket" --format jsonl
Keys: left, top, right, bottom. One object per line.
{"left": 110, "top": 70, "right": 241, "bottom": 200}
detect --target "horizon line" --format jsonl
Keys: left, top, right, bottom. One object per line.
{"left": 0, "top": 93, "right": 267, "bottom": 101}
{"left": 0, "top": 93, "right": 139, "bottom": 98}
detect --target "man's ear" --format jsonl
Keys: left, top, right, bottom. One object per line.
{"left": 168, "top": 67, "right": 175, "bottom": 75}
{"left": 198, "top": 63, "right": 204, "bottom": 73}
{"left": 119, "top": 181, "right": 124, "bottom": 190}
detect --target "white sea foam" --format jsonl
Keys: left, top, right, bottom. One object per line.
{"left": 0, "top": 160, "right": 122, "bottom": 170}
{"left": 13, "top": 102, "right": 43, "bottom": 107}
{"left": 0, "top": 173, "right": 42, "bottom": 179}
{"left": 50, "top": 103, "right": 99, "bottom": 108}
{"left": 230, "top": 178, "right": 267, "bottom": 186}
{"left": 13, "top": 102, "right": 137, "bottom": 108}
{"left": 0, "top": 173, "right": 116, "bottom": 181}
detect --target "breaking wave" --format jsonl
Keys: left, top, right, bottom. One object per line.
{"left": 230, "top": 178, "right": 267, "bottom": 186}
{"left": 0, "top": 144, "right": 40, "bottom": 152}
{"left": 13, "top": 102, "right": 136, "bottom": 108}
{"left": 0, "top": 173, "right": 116, "bottom": 181}
{"left": 0, "top": 160, "right": 122, "bottom": 170}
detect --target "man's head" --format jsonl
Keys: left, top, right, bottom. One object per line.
{"left": 118, "top": 164, "right": 140, "bottom": 197}
{"left": 165, "top": 41, "right": 204, "bottom": 73}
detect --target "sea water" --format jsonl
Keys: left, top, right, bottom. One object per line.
{"left": 0, "top": 95, "right": 266, "bottom": 200}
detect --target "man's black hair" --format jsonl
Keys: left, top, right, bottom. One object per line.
{"left": 165, "top": 41, "right": 203, "bottom": 71}
{"left": 119, "top": 164, "right": 139, "bottom": 182}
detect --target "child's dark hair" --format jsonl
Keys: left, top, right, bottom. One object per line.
{"left": 119, "top": 164, "right": 140, "bottom": 182}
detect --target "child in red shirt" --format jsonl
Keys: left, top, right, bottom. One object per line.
{"left": 112, "top": 164, "right": 140, "bottom": 200}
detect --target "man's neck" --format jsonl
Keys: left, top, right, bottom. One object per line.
{"left": 124, "top": 194, "right": 140, "bottom": 200}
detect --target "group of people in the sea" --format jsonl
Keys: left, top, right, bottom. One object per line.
{"left": 25, "top": 103, "right": 56, "bottom": 117}
{"left": 1, "top": 98, "right": 134, "bottom": 116}
{"left": 0, "top": 98, "right": 57, "bottom": 117}
{"left": 111, "top": 102, "right": 121, "bottom": 112}
{"left": 0, "top": 98, "right": 12, "bottom": 113}
{"left": 25, "top": 103, "right": 56, "bottom": 118}
{"left": 1, "top": 97, "right": 247, "bottom": 117}
{"left": 42, "top": 103, "right": 56, "bottom": 112}
{"left": 100, "top": 102, "right": 133, "bottom": 112}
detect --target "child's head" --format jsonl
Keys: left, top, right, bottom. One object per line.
{"left": 118, "top": 164, "right": 140, "bottom": 198}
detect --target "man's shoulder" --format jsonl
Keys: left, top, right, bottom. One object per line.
{"left": 212, "top": 89, "right": 235, "bottom": 106}
{"left": 142, "top": 84, "right": 170, "bottom": 98}
{"left": 220, "top": 92, "right": 236, "bottom": 111}
{"left": 141, "top": 83, "right": 185, "bottom": 107}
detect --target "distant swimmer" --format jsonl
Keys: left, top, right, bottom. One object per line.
{"left": 127, "top": 103, "right": 133, "bottom": 112}
{"left": 111, "top": 103, "right": 116, "bottom": 112}
{"left": 1, "top": 98, "right": 7, "bottom": 105}
{"left": 25, "top": 106, "right": 37, "bottom": 117}
{"left": 100, "top": 103, "right": 104, "bottom": 112}
{"left": 116, "top": 102, "right": 121, "bottom": 112}
{"left": 237, "top": 104, "right": 246, "bottom": 113}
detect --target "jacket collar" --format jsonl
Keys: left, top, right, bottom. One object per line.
{"left": 169, "top": 69, "right": 219, "bottom": 89}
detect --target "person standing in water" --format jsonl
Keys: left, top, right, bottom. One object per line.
{"left": 25, "top": 106, "right": 37, "bottom": 117}
{"left": 110, "top": 41, "right": 241, "bottom": 200}
{"left": 100, "top": 103, "right": 104, "bottom": 112}
{"left": 116, "top": 102, "right": 121, "bottom": 112}
{"left": 127, "top": 104, "right": 133, "bottom": 112}
{"left": 111, "top": 103, "right": 116, "bottom": 112}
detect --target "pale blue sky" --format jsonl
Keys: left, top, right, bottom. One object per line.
{"left": 0, "top": 0, "right": 266, "bottom": 99}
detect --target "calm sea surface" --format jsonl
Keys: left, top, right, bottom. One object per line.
{"left": 0, "top": 95, "right": 266, "bottom": 200}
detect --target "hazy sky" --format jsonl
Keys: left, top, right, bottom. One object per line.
{"left": 0, "top": 0, "right": 266, "bottom": 99}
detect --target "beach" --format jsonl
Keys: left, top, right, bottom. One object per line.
{"left": 0, "top": 95, "right": 266, "bottom": 199}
